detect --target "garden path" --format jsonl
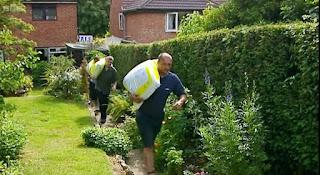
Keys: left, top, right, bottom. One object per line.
{"left": 87, "top": 103, "right": 147, "bottom": 175}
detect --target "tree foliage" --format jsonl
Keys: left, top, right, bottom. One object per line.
{"left": 178, "top": 0, "right": 319, "bottom": 36}
{"left": 78, "top": 0, "right": 110, "bottom": 37}
{"left": 0, "top": 0, "right": 36, "bottom": 57}
{"left": 0, "top": 0, "right": 39, "bottom": 96}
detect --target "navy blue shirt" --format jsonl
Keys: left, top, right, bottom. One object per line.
{"left": 138, "top": 72, "right": 185, "bottom": 120}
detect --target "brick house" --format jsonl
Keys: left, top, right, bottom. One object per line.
{"left": 110, "top": 0, "right": 227, "bottom": 43}
{"left": 14, "top": 0, "right": 78, "bottom": 61}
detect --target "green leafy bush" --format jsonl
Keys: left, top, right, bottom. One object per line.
{"left": 23, "top": 75, "right": 33, "bottom": 95}
{"left": 44, "top": 55, "right": 82, "bottom": 99}
{"left": 81, "top": 127, "right": 132, "bottom": 157}
{"left": 0, "top": 61, "right": 24, "bottom": 96}
{"left": 84, "top": 50, "right": 106, "bottom": 61}
{"left": 0, "top": 160, "right": 23, "bottom": 175}
{"left": 119, "top": 117, "right": 142, "bottom": 149}
{"left": 107, "top": 91, "right": 133, "bottom": 123}
{"left": 154, "top": 92, "right": 194, "bottom": 172}
{"left": 165, "top": 148, "right": 184, "bottom": 175}
{"left": 0, "top": 113, "right": 27, "bottom": 162}
{"left": 81, "top": 126, "right": 101, "bottom": 147}
{"left": 31, "top": 61, "right": 49, "bottom": 86}
{"left": 199, "top": 83, "right": 269, "bottom": 175}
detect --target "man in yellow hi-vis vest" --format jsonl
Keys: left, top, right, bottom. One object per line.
{"left": 86, "top": 55, "right": 100, "bottom": 114}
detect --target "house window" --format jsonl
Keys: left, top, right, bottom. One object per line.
{"left": 35, "top": 48, "right": 49, "bottom": 61}
{"left": 119, "top": 13, "right": 124, "bottom": 30}
{"left": 35, "top": 47, "right": 66, "bottom": 62}
{"left": 32, "top": 4, "right": 57, "bottom": 20}
{"left": 166, "top": 12, "right": 188, "bottom": 32}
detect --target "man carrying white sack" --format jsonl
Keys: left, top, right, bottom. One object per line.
{"left": 86, "top": 55, "right": 100, "bottom": 115}
{"left": 129, "top": 53, "right": 187, "bottom": 175}
{"left": 95, "top": 56, "right": 118, "bottom": 126}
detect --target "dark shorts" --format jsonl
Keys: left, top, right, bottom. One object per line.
{"left": 136, "top": 110, "right": 163, "bottom": 147}
{"left": 89, "top": 81, "right": 98, "bottom": 101}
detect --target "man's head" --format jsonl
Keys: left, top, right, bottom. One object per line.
{"left": 93, "top": 55, "right": 100, "bottom": 62}
{"left": 157, "top": 53, "right": 172, "bottom": 76}
{"left": 105, "top": 56, "right": 114, "bottom": 68}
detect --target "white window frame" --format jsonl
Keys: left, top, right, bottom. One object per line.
{"left": 166, "top": 12, "right": 178, "bottom": 32}
{"left": 119, "top": 13, "right": 124, "bottom": 30}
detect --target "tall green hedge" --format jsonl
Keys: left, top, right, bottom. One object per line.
{"left": 110, "top": 44, "right": 149, "bottom": 88}
{"left": 110, "top": 22, "right": 319, "bottom": 174}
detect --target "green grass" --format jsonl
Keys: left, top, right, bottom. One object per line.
{"left": 4, "top": 94, "right": 114, "bottom": 175}
{"left": 28, "top": 87, "right": 44, "bottom": 96}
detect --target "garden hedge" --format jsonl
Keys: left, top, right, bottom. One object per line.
{"left": 110, "top": 22, "right": 319, "bottom": 174}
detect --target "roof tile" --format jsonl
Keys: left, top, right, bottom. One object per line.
{"left": 122, "top": 0, "right": 228, "bottom": 12}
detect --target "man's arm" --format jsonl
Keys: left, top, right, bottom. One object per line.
{"left": 111, "top": 82, "right": 117, "bottom": 92}
{"left": 172, "top": 94, "right": 187, "bottom": 110}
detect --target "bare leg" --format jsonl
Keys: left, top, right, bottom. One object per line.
{"left": 92, "top": 99, "right": 99, "bottom": 110}
{"left": 143, "top": 147, "right": 155, "bottom": 173}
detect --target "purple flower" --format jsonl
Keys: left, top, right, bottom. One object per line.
{"left": 205, "top": 74, "right": 210, "bottom": 84}
{"left": 227, "top": 93, "right": 233, "bottom": 101}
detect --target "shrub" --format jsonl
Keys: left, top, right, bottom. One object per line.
{"left": 81, "top": 127, "right": 132, "bottom": 157}
{"left": 44, "top": 55, "right": 82, "bottom": 99}
{"left": 154, "top": 92, "right": 194, "bottom": 172}
{"left": 31, "top": 61, "right": 49, "bottom": 86}
{"left": 119, "top": 117, "right": 142, "bottom": 149}
{"left": 198, "top": 82, "right": 269, "bottom": 175}
{"left": 84, "top": 50, "right": 106, "bottom": 61}
{"left": 23, "top": 75, "right": 33, "bottom": 95}
{"left": 107, "top": 91, "right": 133, "bottom": 123}
{"left": 0, "top": 114, "right": 27, "bottom": 162}
{"left": 0, "top": 61, "right": 24, "bottom": 96}
{"left": 81, "top": 126, "right": 102, "bottom": 147}
{"left": 165, "top": 148, "right": 184, "bottom": 175}
{"left": 0, "top": 160, "right": 23, "bottom": 175}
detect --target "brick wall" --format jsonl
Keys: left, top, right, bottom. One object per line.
{"left": 109, "top": 0, "right": 124, "bottom": 39}
{"left": 125, "top": 12, "right": 176, "bottom": 43}
{"left": 109, "top": 0, "right": 177, "bottom": 43}
{"left": 16, "top": 3, "right": 78, "bottom": 47}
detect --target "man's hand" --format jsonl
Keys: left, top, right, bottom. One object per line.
{"left": 172, "top": 94, "right": 187, "bottom": 110}
{"left": 129, "top": 94, "right": 144, "bottom": 103}
{"left": 111, "top": 82, "right": 117, "bottom": 92}
{"left": 172, "top": 100, "right": 184, "bottom": 110}
{"left": 111, "top": 85, "right": 116, "bottom": 92}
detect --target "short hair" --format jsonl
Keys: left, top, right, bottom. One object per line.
{"left": 106, "top": 56, "right": 114, "bottom": 61}
{"left": 157, "top": 52, "right": 172, "bottom": 61}
{"left": 94, "top": 55, "right": 100, "bottom": 60}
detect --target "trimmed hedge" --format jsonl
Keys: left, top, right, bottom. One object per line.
{"left": 110, "top": 22, "right": 319, "bottom": 174}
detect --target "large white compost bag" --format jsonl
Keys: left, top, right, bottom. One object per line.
{"left": 86, "top": 59, "right": 96, "bottom": 75}
{"left": 123, "top": 59, "right": 160, "bottom": 109}
{"left": 90, "top": 58, "right": 106, "bottom": 79}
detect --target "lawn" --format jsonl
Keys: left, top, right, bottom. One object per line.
{"left": 4, "top": 90, "right": 114, "bottom": 175}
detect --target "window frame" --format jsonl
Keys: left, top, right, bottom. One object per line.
{"left": 166, "top": 12, "right": 178, "bottom": 32}
{"left": 32, "top": 4, "right": 57, "bottom": 21}
{"left": 119, "top": 13, "right": 124, "bottom": 30}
